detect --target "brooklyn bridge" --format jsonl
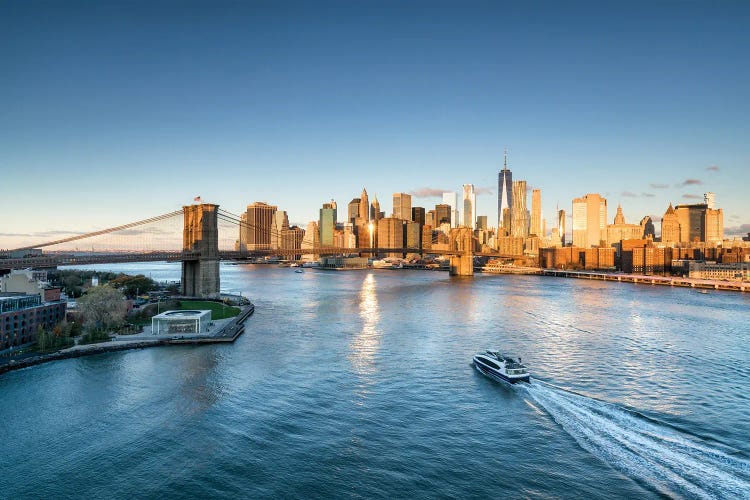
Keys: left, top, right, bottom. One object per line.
{"left": 2, "top": 203, "right": 519, "bottom": 296}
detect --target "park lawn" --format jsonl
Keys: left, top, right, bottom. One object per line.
{"left": 179, "top": 300, "right": 240, "bottom": 319}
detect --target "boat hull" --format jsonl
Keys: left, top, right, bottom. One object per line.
{"left": 473, "top": 358, "right": 530, "bottom": 384}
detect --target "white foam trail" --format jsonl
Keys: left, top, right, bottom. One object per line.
{"left": 522, "top": 382, "right": 750, "bottom": 499}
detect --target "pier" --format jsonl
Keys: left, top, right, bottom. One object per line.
{"left": 541, "top": 269, "right": 748, "bottom": 292}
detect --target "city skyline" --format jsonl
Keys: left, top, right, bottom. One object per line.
{"left": 2, "top": 1, "right": 749, "bottom": 247}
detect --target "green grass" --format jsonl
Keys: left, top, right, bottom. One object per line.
{"left": 179, "top": 300, "right": 240, "bottom": 319}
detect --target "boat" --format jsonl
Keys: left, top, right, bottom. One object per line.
{"left": 473, "top": 350, "right": 530, "bottom": 384}
{"left": 295, "top": 268, "right": 304, "bottom": 273}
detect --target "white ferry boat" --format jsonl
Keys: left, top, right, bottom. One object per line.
{"left": 473, "top": 350, "right": 530, "bottom": 384}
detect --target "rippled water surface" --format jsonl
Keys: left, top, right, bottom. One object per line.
{"left": 1, "top": 263, "right": 749, "bottom": 498}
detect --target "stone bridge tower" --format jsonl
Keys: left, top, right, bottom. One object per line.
{"left": 182, "top": 204, "right": 220, "bottom": 298}
{"left": 449, "top": 227, "right": 474, "bottom": 276}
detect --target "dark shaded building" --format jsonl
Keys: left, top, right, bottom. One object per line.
{"left": 1, "top": 294, "right": 66, "bottom": 349}
{"left": 411, "top": 207, "right": 426, "bottom": 226}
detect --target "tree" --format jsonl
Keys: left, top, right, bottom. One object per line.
{"left": 109, "top": 274, "right": 157, "bottom": 298}
{"left": 77, "top": 285, "right": 128, "bottom": 335}
{"left": 37, "top": 325, "right": 47, "bottom": 351}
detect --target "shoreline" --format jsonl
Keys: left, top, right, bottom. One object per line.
{"left": 0, "top": 303, "right": 255, "bottom": 376}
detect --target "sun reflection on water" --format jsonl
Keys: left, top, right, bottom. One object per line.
{"left": 348, "top": 273, "right": 381, "bottom": 383}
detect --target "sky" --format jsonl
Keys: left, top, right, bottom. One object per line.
{"left": 2, "top": 0, "right": 749, "bottom": 248}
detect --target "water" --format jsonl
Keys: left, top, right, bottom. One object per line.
{"left": 2, "top": 263, "right": 749, "bottom": 498}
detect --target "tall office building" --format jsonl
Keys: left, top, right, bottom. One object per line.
{"left": 442, "top": 191, "right": 459, "bottom": 228}
{"left": 271, "top": 210, "right": 289, "bottom": 249}
{"left": 572, "top": 193, "right": 607, "bottom": 248}
{"left": 377, "top": 217, "right": 404, "bottom": 258}
{"left": 411, "top": 207, "right": 426, "bottom": 226}
{"left": 511, "top": 181, "right": 528, "bottom": 238}
{"left": 704, "top": 192, "right": 715, "bottom": 209}
{"left": 370, "top": 195, "right": 383, "bottom": 221}
{"left": 393, "top": 193, "right": 412, "bottom": 221}
{"left": 530, "top": 189, "right": 542, "bottom": 236}
{"left": 497, "top": 149, "right": 512, "bottom": 232}
{"left": 242, "top": 202, "right": 277, "bottom": 251}
{"left": 674, "top": 200, "right": 723, "bottom": 243}
{"left": 558, "top": 209, "right": 566, "bottom": 246}
{"left": 435, "top": 204, "right": 452, "bottom": 226}
{"left": 476, "top": 215, "right": 488, "bottom": 231}
{"left": 319, "top": 201, "right": 337, "bottom": 247}
{"left": 660, "top": 203, "right": 680, "bottom": 243}
{"left": 462, "top": 184, "right": 476, "bottom": 229}
{"left": 347, "top": 198, "right": 360, "bottom": 224}
{"left": 359, "top": 188, "right": 370, "bottom": 222}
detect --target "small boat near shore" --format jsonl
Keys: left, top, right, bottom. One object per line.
{"left": 473, "top": 350, "right": 530, "bottom": 384}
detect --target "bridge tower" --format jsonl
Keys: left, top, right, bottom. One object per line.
{"left": 449, "top": 227, "right": 474, "bottom": 276}
{"left": 181, "top": 204, "right": 220, "bottom": 298}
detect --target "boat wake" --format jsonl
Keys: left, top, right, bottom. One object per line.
{"left": 521, "top": 382, "right": 750, "bottom": 499}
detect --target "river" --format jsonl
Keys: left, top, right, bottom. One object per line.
{"left": 1, "top": 263, "right": 749, "bottom": 498}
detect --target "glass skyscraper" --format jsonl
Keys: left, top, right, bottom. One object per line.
{"left": 497, "top": 150, "right": 512, "bottom": 231}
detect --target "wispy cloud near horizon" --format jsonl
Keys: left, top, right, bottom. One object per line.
{"left": 650, "top": 183, "right": 669, "bottom": 189}
{"left": 410, "top": 188, "right": 446, "bottom": 198}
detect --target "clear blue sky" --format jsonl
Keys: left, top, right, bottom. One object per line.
{"left": 2, "top": 0, "right": 749, "bottom": 248}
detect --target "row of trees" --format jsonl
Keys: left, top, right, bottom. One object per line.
{"left": 36, "top": 321, "right": 79, "bottom": 352}
{"left": 51, "top": 271, "right": 159, "bottom": 299}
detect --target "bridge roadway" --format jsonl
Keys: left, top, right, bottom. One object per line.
{"left": 1, "top": 248, "right": 522, "bottom": 270}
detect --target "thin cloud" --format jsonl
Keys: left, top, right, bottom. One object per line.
{"left": 729, "top": 215, "right": 741, "bottom": 221}
{"left": 650, "top": 183, "right": 669, "bottom": 189}
{"left": 641, "top": 192, "right": 655, "bottom": 198}
{"left": 682, "top": 194, "right": 701, "bottom": 200}
{"left": 475, "top": 186, "right": 494, "bottom": 195}
{"left": 0, "top": 230, "right": 85, "bottom": 238}
{"left": 726, "top": 224, "right": 750, "bottom": 236}
{"left": 680, "top": 179, "right": 703, "bottom": 186}
{"left": 621, "top": 191, "right": 638, "bottom": 198}
{"left": 410, "top": 188, "right": 446, "bottom": 198}
{"left": 706, "top": 165, "right": 720, "bottom": 172}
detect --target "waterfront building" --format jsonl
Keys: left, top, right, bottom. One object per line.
{"left": 319, "top": 201, "right": 337, "bottom": 246}
{"left": 511, "top": 180, "right": 528, "bottom": 238}
{"left": 572, "top": 193, "right": 607, "bottom": 248}
{"left": 497, "top": 149, "right": 512, "bottom": 234}
{"left": 530, "top": 189, "right": 542, "bottom": 236}
{"left": 0, "top": 294, "right": 66, "bottom": 349}
{"left": 347, "top": 198, "right": 361, "bottom": 224}
{"left": 476, "top": 215, "right": 488, "bottom": 231}
{"left": 620, "top": 239, "right": 672, "bottom": 275}
{"left": 405, "top": 221, "right": 421, "bottom": 256}
{"left": 421, "top": 225, "right": 433, "bottom": 252}
{"left": 442, "top": 192, "right": 459, "bottom": 228}
{"left": 435, "top": 204, "right": 451, "bottom": 226}
{"left": 377, "top": 217, "right": 404, "bottom": 258}
{"left": 688, "top": 261, "right": 750, "bottom": 281}
{"left": 0, "top": 269, "right": 58, "bottom": 301}
{"left": 301, "top": 221, "right": 319, "bottom": 260}
{"left": 412, "top": 207, "right": 426, "bottom": 226}
{"left": 497, "top": 236, "right": 524, "bottom": 256}
{"left": 393, "top": 193, "right": 412, "bottom": 221}
{"left": 282, "top": 225, "right": 304, "bottom": 260}
{"left": 342, "top": 223, "right": 357, "bottom": 249}
{"left": 462, "top": 184, "right": 476, "bottom": 229}
{"left": 242, "top": 202, "right": 277, "bottom": 251}
{"left": 606, "top": 205, "right": 643, "bottom": 248}
{"left": 152, "top": 309, "right": 211, "bottom": 335}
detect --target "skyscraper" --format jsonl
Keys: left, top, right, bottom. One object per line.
{"left": 370, "top": 195, "right": 382, "bottom": 221}
{"left": 242, "top": 202, "right": 277, "bottom": 251}
{"left": 271, "top": 210, "right": 289, "bottom": 249}
{"left": 558, "top": 209, "right": 566, "bottom": 246}
{"left": 661, "top": 203, "right": 680, "bottom": 243}
{"left": 359, "top": 188, "right": 369, "bottom": 222}
{"left": 497, "top": 149, "right": 512, "bottom": 232}
{"left": 411, "top": 207, "right": 426, "bottom": 226}
{"left": 530, "top": 189, "right": 542, "bottom": 236}
{"left": 442, "top": 191, "right": 458, "bottom": 228}
{"left": 347, "top": 198, "right": 360, "bottom": 224}
{"left": 462, "top": 184, "right": 476, "bottom": 229}
{"left": 435, "top": 204, "right": 451, "bottom": 226}
{"left": 319, "top": 200, "right": 337, "bottom": 247}
{"left": 511, "top": 180, "right": 528, "bottom": 238}
{"left": 393, "top": 193, "right": 412, "bottom": 221}
{"left": 572, "top": 193, "right": 607, "bottom": 248}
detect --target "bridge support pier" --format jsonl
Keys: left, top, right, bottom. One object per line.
{"left": 182, "top": 204, "right": 220, "bottom": 298}
{"left": 449, "top": 227, "right": 474, "bottom": 276}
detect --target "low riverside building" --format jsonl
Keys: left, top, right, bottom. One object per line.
{"left": 687, "top": 262, "right": 750, "bottom": 281}
{"left": 151, "top": 310, "right": 212, "bottom": 336}
{"left": 320, "top": 256, "right": 368, "bottom": 270}
{"left": 1, "top": 294, "right": 67, "bottom": 349}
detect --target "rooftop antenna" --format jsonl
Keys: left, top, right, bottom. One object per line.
{"left": 503, "top": 148, "right": 508, "bottom": 170}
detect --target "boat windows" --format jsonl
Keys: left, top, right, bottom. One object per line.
{"left": 478, "top": 357, "right": 500, "bottom": 370}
